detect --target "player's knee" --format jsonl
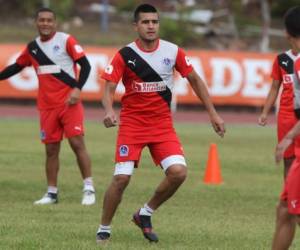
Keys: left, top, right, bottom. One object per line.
{"left": 45, "top": 144, "right": 60, "bottom": 158}
{"left": 167, "top": 165, "right": 187, "bottom": 184}
{"left": 276, "top": 201, "right": 293, "bottom": 221}
{"left": 69, "top": 136, "right": 85, "bottom": 153}
{"left": 112, "top": 175, "right": 131, "bottom": 190}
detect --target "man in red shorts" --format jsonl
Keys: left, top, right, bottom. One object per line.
{"left": 96, "top": 3, "right": 225, "bottom": 244}
{"left": 273, "top": 6, "right": 300, "bottom": 250}
{"left": 0, "top": 8, "right": 95, "bottom": 205}
{"left": 258, "top": 38, "right": 299, "bottom": 178}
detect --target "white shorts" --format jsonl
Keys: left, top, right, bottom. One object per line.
{"left": 113, "top": 155, "right": 187, "bottom": 176}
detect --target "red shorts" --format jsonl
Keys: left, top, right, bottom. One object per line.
{"left": 277, "top": 113, "right": 297, "bottom": 158}
{"left": 39, "top": 103, "right": 84, "bottom": 143}
{"left": 280, "top": 158, "right": 300, "bottom": 214}
{"left": 115, "top": 140, "right": 184, "bottom": 167}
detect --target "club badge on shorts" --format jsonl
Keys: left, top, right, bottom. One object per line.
{"left": 40, "top": 130, "right": 46, "bottom": 140}
{"left": 119, "top": 145, "right": 129, "bottom": 157}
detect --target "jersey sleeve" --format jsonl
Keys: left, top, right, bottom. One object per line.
{"left": 175, "top": 47, "right": 193, "bottom": 77}
{"left": 101, "top": 52, "right": 125, "bottom": 84}
{"left": 66, "top": 35, "right": 85, "bottom": 61}
{"left": 16, "top": 47, "right": 32, "bottom": 67}
{"left": 271, "top": 56, "right": 282, "bottom": 81}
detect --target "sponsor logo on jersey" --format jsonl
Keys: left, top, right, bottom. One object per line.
{"left": 119, "top": 145, "right": 129, "bottom": 157}
{"left": 281, "top": 60, "right": 289, "bottom": 67}
{"left": 74, "top": 126, "right": 82, "bottom": 131}
{"left": 37, "top": 65, "right": 61, "bottom": 75}
{"left": 32, "top": 49, "right": 38, "bottom": 55}
{"left": 283, "top": 74, "right": 293, "bottom": 84}
{"left": 128, "top": 59, "right": 136, "bottom": 67}
{"left": 40, "top": 130, "right": 46, "bottom": 140}
{"left": 291, "top": 199, "right": 298, "bottom": 209}
{"left": 132, "top": 81, "right": 166, "bottom": 92}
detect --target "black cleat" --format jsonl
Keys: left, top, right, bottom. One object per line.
{"left": 96, "top": 232, "right": 110, "bottom": 244}
{"left": 132, "top": 211, "right": 159, "bottom": 243}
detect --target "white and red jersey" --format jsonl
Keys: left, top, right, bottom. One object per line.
{"left": 16, "top": 32, "right": 85, "bottom": 110}
{"left": 272, "top": 50, "right": 300, "bottom": 115}
{"left": 101, "top": 39, "right": 193, "bottom": 144}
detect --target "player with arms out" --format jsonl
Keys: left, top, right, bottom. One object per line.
{"left": 96, "top": 3, "right": 225, "bottom": 244}
{"left": 0, "top": 8, "right": 96, "bottom": 205}
{"left": 272, "top": 6, "right": 300, "bottom": 250}
{"left": 258, "top": 5, "right": 300, "bottom": 179}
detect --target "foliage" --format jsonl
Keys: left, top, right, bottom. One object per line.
{"left": 271, "top": 0, "right": 300, "bottom": 17}
{"left": 49, "top": 0, "right": 74, "bottom": 21}
{"left": 0, "top": 0, "right": 73, "bottom": 20}
{"left": 115, "top": 0, "right": 140, "bottom": 13}
{"left": 160, "top": 17, "right": 198, "bottom": 47}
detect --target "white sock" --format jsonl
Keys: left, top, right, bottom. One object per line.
{"left": 47, "top": 186, "right": 58, "bottom": 194}
{"left": 83, "top": 177, "right": 94, "bottom": 192}
{"left": 97, "top": 225, "right": 111, "bottom": 234}
{"left": 139, "top": 203, "right": 154, "bottom": 216}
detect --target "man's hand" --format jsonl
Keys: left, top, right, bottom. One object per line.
{"left": 103, "top": 111, "right": 118, "bottom": 128}
{"left": 275, "top": 137, "right": 293, "bottom": 164}
{"left": 258, "top": 113, "right": 267, "bottom": 126}
{"left": 66, "top": 88, "right": 81, "bottom": 105}
{"left": 210, "top": 114, "right": 225, "bottom": 138}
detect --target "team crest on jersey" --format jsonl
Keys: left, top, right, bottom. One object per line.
{"left": 119, "top": 145, "right": 129, "bottom": 157}
{"left": 162, "top": 58, "right": 171, "bottom": 66}
{"left": 53, "top": 45, "right": 60, "bottom": 53}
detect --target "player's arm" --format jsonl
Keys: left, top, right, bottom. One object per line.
{"left": 76, "top": 56, "right": 91, "bottom": 90}
{"left": 276, "top": 121, "right": 300, "bottom": 163}
{"left": 258, "top": 79, "right": 280, "bottom": 126}
{"left": 65, "top": 35, "right": 91, "bottom": 105}
{"left": 186, "top": 70, "right": 225, "bottom": 137}
{"left": 67, "top": 56, "right": 91, "bottom": 105}
{"left": 101, "top": 51, "right": 124, "bottom": 127}
{"left": 0, "top": 63, "right": 24, "bottom": 80}
{"left": 102, "top": 81, "right": 118, "bottom": 128}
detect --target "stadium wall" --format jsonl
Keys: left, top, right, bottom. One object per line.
{"left": 0, "top": 44, "right": 275, "bottom": 106}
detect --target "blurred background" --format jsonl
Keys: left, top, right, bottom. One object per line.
{"left": 0, "top": 0, "right": 298, "bottom": 113}
{"left": 0, "top": 0, "right": 296, "bottom": 50}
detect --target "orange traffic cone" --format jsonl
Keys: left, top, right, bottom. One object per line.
{"left": 203, "top": 143, "right": 223, "bottom": 184}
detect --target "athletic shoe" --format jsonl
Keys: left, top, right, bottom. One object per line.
{"left": 81, "top": 189, "right": 95, "bottom": 205}
{"left": 34, "top": 192, "right": 58, "bottom": 205}
{"left": 132, "top": 211, "right": 159, "bottom": 243}
{"left": 96, "top": 232, "right": 110, "bottom": 244}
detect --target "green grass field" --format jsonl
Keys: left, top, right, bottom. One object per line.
{"left": 0, "top": 118, "right": 299, "bottom": 250}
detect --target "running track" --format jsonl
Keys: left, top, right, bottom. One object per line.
{"left": 0, "top": 104, "right": 276, "bottom": 124}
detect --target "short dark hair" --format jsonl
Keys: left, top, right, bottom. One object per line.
{"left": 284, "top": 6, "right": 300, "bottom": 37}
{"left": 133, "top": 4, "right": 158, "bottom": 22}
{"left": 35, "top": 7, "right": 56, "bottom": 19}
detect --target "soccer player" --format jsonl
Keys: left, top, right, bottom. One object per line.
{"left": 0, "top": 8, "right": 96, "bottom": 205}
{"left": 96, "top": 3, "right": 225, "bottom": 244}
{"left": 272, "top": 6, "right": 300, "bottom": 250}
{"left": 258, "top": 6, "right": 300, "bottom": 179}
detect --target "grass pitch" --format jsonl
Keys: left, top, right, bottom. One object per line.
{"left": 0, "top": 118, "right": 299, "bottom": 249}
